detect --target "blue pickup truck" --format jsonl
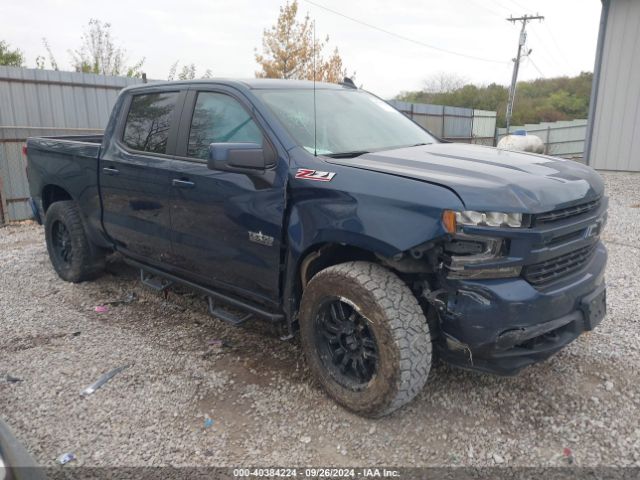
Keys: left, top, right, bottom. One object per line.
{"left": 26, "top": 79, "right": 607, "bottom": 416}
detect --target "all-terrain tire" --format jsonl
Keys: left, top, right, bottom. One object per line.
{"left": 299, "top": 261, "right": 432, "bottom": 417}
{"left": 44, "top": 201, "right": 105, "bottom": 283}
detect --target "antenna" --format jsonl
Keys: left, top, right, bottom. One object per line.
{"left": 313, "top": 20, "right": 317, "bottom": 157}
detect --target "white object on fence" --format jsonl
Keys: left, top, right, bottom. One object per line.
{"left": 497, "top": 134, "right": 545, "bottom": 154}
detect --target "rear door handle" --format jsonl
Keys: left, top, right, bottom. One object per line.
{"left": 172, "top": 178, "right": 195, "bottom": 189}
{"left": 102, "top": 167, "right": 120, "bottom": 176}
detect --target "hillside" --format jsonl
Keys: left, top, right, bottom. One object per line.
{"left": 397, "top": 72, "right": 593, "bottom": 128}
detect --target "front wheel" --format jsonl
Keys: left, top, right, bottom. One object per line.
{"left": 44, "top": 201, "right": 105, "bottom": 282}
{"left": 299, "top": 261, "right": 432, "bottom": 417}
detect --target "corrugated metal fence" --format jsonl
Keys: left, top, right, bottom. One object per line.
{"left": 497, "top": 119, "right": 588, "bottom": 160}
{"left": 387, "top": 100, "right": 497, "bottom": 145}
{"left": 0, "top": 66, "right": 143, "bottom": 223}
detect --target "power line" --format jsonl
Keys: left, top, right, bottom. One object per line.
{"left": 528, "top": 28, "right": 566, "bottom": 71}
{"left": 504, "top": 0, "right": 534, "bottom": 15}
{"left": 527, "top": 56, "right": 545, "bottom": 78}
{"left": 491, "top": 0, "right": 516, "bottom": 15}
{"left": 467, "top": 0, "right": 505, "bottom": 18}
{"left": 543, "top": 23, "right": 573, "bottom": 67}
{"left": 502, "top": 2, "right": 575, "bottom": 70}
{"left": 301, "top": 0, "right": 506, "bottom": 64}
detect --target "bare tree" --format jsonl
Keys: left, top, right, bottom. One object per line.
{"left": 36, "top": 38, "right": 59, "bottom": 70}
{"left": 422, "top": 72, "right": 468, "bottom": 94}
{"left": 167, "top": 61, "right": 213, "bottom": 80}
{"left": 69, "top": 19, "right": 144, "bottom": 77}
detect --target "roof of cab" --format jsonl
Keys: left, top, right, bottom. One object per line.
{"left": 123, "top": 78, "right": 349, "bottom": 92}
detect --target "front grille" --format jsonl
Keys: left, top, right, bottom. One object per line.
{"left": 523, "top": 243, "right": 597, "bottom": 286}
{"left": 533, "top": 198, "right": 601, "bottom": 225}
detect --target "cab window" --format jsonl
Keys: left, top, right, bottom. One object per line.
{"left": 187, "top": 92, "right": 263, "bottom": 160}
{"left": 122, "top": 92, "right": 179, "bottom": 154}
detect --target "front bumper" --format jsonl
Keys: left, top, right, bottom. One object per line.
{"left": 435, "top": 242, "right": 607, "bottom": 375}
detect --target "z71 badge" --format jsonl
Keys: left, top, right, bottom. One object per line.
{"left": 295, "top": 168, "right": 336, "bottom": 182}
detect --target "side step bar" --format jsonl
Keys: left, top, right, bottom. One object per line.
{"left": 140, "top": 270, "right": 173, "bottom": 292}
{"left": 124, "top": 258, "right": 285, "bottom": 325}
{"left": 207, "top": 297, "right": 252, "bottom": 326}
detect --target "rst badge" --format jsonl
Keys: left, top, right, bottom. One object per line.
{"left": 248, "top": 231, "right": 274, "bottom": 247}
{"left": 295, "top": 168, "right": 336, "bottom": 182}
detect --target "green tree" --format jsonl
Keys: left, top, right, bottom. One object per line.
{"left": 397, "top": 72, "right": 593, "bottom": 127}
{"left": 0, "top": 40, "right": 25, "bottom": 67}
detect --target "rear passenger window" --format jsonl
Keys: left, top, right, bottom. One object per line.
{"left": 122, "top": 92, "right": 179, "bottom": 154}
{"left": 187, "top": 92, "right": 263, "bottom": 160}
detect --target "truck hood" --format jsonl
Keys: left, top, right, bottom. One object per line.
{"left": 326, "top": 143, "right": 604, "bottom": 213}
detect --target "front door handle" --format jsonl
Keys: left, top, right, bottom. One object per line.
{"left": 172, "top": 178, "right": 195, "bottom": 189}
{"left": 102, "top": 166, "right": 120, "bottom": 176}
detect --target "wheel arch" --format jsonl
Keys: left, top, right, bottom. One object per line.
{"left": 298, "top": 242, "right": 378, "bottom": 290}
{"left": 41, "top": 184, "right": 73, "bottom": 213}
{"left": 283, "top": 238, "right": 440, "bottom": 331}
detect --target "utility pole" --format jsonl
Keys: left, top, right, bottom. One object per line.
{"left": 505, "top": 14, "right": 544, "bottom": 133}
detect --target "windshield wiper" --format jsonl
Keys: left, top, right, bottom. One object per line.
{"left": 324, "top": 150, "right": 370, "bottom": 158}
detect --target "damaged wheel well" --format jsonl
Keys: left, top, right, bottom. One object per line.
{"left": 299, "top": 244, "right": 377, "bottom": 290}
{"left": 286, "top": 242, "right": 444, "bottom": 343}
{"left": 291, "top": 242, "right": 443, "bottom": 323}
{"left": 299, "top": 241, "right": 442, "bottom": 290}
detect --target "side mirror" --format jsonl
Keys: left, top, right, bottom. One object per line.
{"left": 208, "top": 143, "right": 268, "bottom": 173}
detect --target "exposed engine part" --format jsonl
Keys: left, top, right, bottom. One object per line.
{"left": 377, "top": 242, "right": 442, "bottom": 274}
{"left": 422, "top": 288, "right": 448, "bottom": 315}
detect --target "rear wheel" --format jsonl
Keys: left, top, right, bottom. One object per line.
{"left": 299, "top": 261, "right": 431, "bottom": 417}
{"left": 44, "top": 201, "right": 105, "bottom": 282}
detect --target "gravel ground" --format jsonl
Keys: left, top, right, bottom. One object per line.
{"left": 1, "top": 171, "right": 639, "bottom": 468}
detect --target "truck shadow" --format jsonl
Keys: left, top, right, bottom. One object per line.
{"left": 96, "top": 255, "right": 612, "bottom": 427}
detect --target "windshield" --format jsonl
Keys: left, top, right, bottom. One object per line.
{"left": 255, "top": 89, "right": 436, "bottom": 156}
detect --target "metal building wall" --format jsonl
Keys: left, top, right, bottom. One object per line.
{"left": 587, "top": 0, "right": 640, "bottom": 171}
{"left": 0, "top": 66, "right": 143, "bottom": 222}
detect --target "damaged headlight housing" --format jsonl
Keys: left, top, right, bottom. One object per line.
{"left": 441, "top": 210, "right": 524, "bottom": 279}
{"left": 443, "top": 210, "right": 525, "bottom": 231}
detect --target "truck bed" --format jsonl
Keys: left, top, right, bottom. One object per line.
{"left": 26, "top": 134, "right": 104, "bottom": 242}
{"left": 27, "top": 134, "right": 103, "bottom": 158}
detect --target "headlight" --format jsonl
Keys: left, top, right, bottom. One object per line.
{"left": 441, "top": 210, "right": 524, "bottom": 279}
{"left": 442, "top": 210, "right": 525, "bottom": 232}
{"left": 444, "top": 236, "right": 521, "bottom": 279}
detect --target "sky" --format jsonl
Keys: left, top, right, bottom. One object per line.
{"left": 1, "top": 0, "right": 602, "bottom": 98}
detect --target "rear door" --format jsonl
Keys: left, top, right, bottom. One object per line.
{"left": 100, "top": 88, "right": 186, "bottom": 265}
{"left": 167, "top": 87, "right": 287, "bottom": 304}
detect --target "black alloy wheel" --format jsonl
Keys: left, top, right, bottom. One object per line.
{"left": 51, "top": 220, "right": 73, "bottom": 265}
{"left": 44, "top": 201, "right": 106, "bottom": 282}
{"left": 314, "top": 298, "right": 378, "bottom": 389}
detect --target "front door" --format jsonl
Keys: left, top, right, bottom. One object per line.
{"left": 168, "top": 88, "right": 287, "bottom": 304}
{"left": 100, "top": 89, "right": 185, "bottom": 266}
